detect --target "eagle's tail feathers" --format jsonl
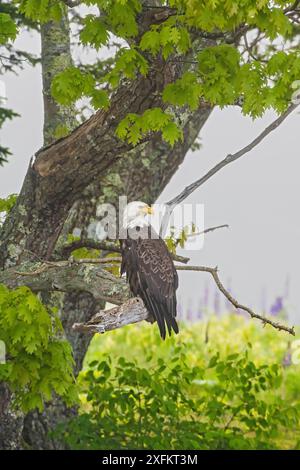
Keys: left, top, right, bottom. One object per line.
{"left": 145, "top": 292, "right": 167, "bottom": 340}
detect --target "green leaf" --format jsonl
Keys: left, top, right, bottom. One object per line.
{"left": 0, "top": 284, "right": 78, "bottom": 412}
{"left": 162, "top": 121, "right": 183, "bottom": 146}
{"left": 163, "top": 72, "right": 202, "bottom": 110}
{"left": 19, "top": 0, "right": 64, "bottom": 22}
{"left": 80, "top": 15, "right": 109, "bottom": 49}
{"left": 140, "top": 30, "right": 161, "bottom": 55}
{"left": 51, "top": 67, "right": 95, "bottom": 105}
{"left": 90, "top": 89, "right": 110, "bottom": 109}
{"left": 0, "top": 13, "right": 18, "bottom": 44}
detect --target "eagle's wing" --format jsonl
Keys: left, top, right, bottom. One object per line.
{"left": 122, "top": 237, "right": 179, "bottom": 339}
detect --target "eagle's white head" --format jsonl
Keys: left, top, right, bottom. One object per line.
{"left": 123, "top": 201, "right": 154, "bottom": 229}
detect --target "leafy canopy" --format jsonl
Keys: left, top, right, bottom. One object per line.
{"left": 11, "top": 0, "right": 300, "bottom": 146}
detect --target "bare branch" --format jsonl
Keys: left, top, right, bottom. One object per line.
{"left": 178, "top": 223, "right": 229, "bottom": 243}
{"left": 71, "top": 262, "right": 295, "bottom": 336}
{"left": 243, "top": 33, "right": 268, "bottom": 63}
{"left": 284, "top": 0, "right": 300, "bottom": 13}
{"left": 160, "top": 103, "right": 299, "bottom": 236}
{"left": 167, "top": 103, "right": 299, "bottom": 208}
{"left": 176, "top": 265, "right": 295, "bottom": 336}
{"left": 198, "top": 223, "right": 229, "bottom": 235}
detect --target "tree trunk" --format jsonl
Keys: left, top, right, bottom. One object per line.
{"left": 41, "top": 9, "right": 77, "bottom": 146}
{"left": 0, "top": 10, "right": 212, "bottom": 449}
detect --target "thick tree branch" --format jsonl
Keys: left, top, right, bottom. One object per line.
{"left": 0, "top": 261, "right": 130, "bottom": 305}
{"left": 0, "top": 259, "right": 294, "bottom": 336}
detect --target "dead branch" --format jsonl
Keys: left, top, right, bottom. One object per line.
{"left": 73, "top": 298, "right": 151, "bottom": 334}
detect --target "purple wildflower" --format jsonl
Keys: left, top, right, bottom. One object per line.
{"left": 270, "top": 296, "right": 283, "bottom": 316}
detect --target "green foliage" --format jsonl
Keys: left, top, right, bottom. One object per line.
{"left": 18, "top": 0, "right": 65, "bottom": 23}
{"left": 13, "top": 0, "right": 298, "bottom": 145}
{"left": 51, "top": 67, "right": 96, "bottom": 106}
{"left": 80, "top": 15, "right": 109, "bottom": 49}
{"left": 165, "top": 223, "right": 197, "bottom": 253}
{"left": 51, "top": 66, "right": 109, "bottom": 110}
{"left": 169, "top": 0, "right": 293, "bottom": 38}
{"left": 0, "top": 12, "right": 18, "bottom": 44}
{"left": 0, "top": 194, "right": 18, "bottom": 227}
{"left": 104, "top": 47, "right": 148, "bottom": 88}
{"left": 53, "top": 123, "right": 70, "bottom": 139}
{"left": 197, "top": 45, "right": 241, "bottom": 106}
{"left": 0, "top": 193, "right": 17, "bottom": 215}
{"left": 85, "top": 0, "right": 142, "bottom": 38}
{"left": 0, "top": 106, "right": 19, "bottom": 128}
{"left": 0, "top": 284, "right": 78, "bottom": 412}
{"left": 116, "top": 108, "right": 183, "bottom": 146}
{"left": 140, "top": 22, "right": 191, "bottom": 59}
{"left": 163, "top": 72, "right": 202, "bottom": 110}
{"left": 54, "top": 317, "right": 300, "bottom": 449}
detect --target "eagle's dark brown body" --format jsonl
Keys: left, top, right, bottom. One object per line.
{"left": 120, "top": 231, "right": 179, "bottom": 339}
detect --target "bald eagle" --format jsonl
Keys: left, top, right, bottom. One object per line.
{"left": 120, "top": 201, "right": 179, "bottom": 339}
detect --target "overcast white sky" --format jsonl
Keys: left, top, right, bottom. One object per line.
{"left": 1, "top": 29, "right": 299, "bottom": 325}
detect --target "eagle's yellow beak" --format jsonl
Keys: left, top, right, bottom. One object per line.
{"left": 141, "top": 205, "right": 154, "bottom": 215}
